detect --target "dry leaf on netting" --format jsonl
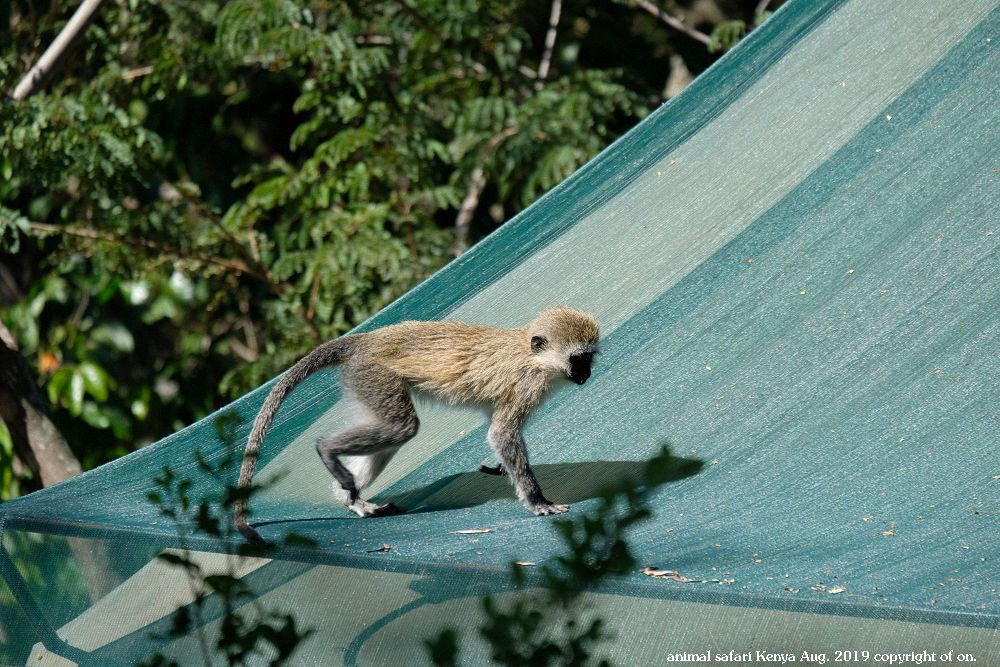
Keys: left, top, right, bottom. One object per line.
{"left": 640, "top": 567, "right": 693, "bottom": 582}
{"left": 449, "top": 529, "right": 494, "bottom": 534}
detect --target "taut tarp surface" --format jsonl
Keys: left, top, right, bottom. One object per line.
{"left": 2, "top": 0, "right": 999, "bottom": 664}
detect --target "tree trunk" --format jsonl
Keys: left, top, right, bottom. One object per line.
{"left": 0, "top": 324, "right": 81, "bottom": 485}
{"left": 0, "top": 322, "right": 122, "bottom": 601}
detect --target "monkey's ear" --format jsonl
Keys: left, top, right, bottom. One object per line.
{"left": 530, "top": 335, "right": 547, "bottom": 353}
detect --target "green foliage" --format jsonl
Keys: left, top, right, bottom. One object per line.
{"left": 139, "top": 412, "right": 314, "bottom": 666}
{"left": 709, "top": 20, "right": 747, "bottom": 53}
{"left": 426, "top": 446, "right": 680, "bottom": 667}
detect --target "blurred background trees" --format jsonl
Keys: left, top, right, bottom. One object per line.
{"left": 0, "top": 0, "right": 777, "bottom": 500}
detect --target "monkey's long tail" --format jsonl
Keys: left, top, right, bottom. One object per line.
{"left": 234, "top": 336, "right": 357, "bottom": 543}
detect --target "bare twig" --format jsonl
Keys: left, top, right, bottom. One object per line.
{"left": 232, "top": 297, "right": 259, "bottom": 362}
{"left": 453, "top": 166, "right": 486, "bottom": 256}
{"left": 121, "top": 65, "right": 153, "bottom": 81}
{"left": 630, "top": 0, "right": 712, "bottom": 47}
{"left": 404, "top": 224, "right": 419, "bottom": 260}
{"left": 0, "top": 323, "right": 16, "bottom": 350}
{"left": 537, "top": 0, "right": 563, "bottom": 82}
{"left": 306, "top": 271, "right": 322, "bottom": 323}
{"left": 70, "top": 291, "right": 90, "bottom": 329}
{"left": 356, "top": 35, "right": 393, "bottom": 45}
{"left": 12, "top": 0, "right": 106, "bottom": 100}
{"left": 228, "top": 333, "right": 259, "bottom": 363}
{"left": 489, "top": 126, "right": 519, "bottom": 147}
{"left": 451, "top": 124, "right": 521, "bottom": 255}
{"left": 662, "top": 53, "right": 693, "bottom": 99}
{"left": 247, "top": 229, "right": 262, "bottom": 264}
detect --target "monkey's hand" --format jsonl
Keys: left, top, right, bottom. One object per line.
{"left": 528, "top": 501, "right": 569, "bottom": 516}
{"left": 479, "top": 463, "right": 506, "bottom": 476}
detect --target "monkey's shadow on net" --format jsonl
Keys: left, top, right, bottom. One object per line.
{"left": 387, "top": 454, "right": 704, "bottom": 514}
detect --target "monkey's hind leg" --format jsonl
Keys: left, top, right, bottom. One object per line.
{"left": 319, "top": 424, "right": 413, "bottom": 517}
{"left": 316, "top": 365, "right": 418, "bottom": 518}
{"left": 332, "top": 448, "right": 402, "bottom": 517}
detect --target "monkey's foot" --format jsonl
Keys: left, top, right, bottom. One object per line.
{"left": 479, "top": 463, "right": 506, "bottom": 476}
{"left": 348, "top": 498, "right": 403, "bottom": 518}
{"left": 528, "top": 502, "right": 570, "bottom": 516}
{"left": 368, "top": 502, "right": 404, "bottom": 517}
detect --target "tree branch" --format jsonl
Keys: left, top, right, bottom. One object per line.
{"left": 537, "top": 0, "right": 563, "bottom": 82}
{"left": 450, "top": 125, "right": 521, "bottom": 256}
{"left": 11, "top": 0, "right": 106, "bottom": 100}
{"left": 662, "top": 53, "right": 693, "bottom": 99}
{"left": 453, "top": 165, "right": 486, "bottom": 256}
{"left": 630, "top": 0, "right": 712, "bottom": 47}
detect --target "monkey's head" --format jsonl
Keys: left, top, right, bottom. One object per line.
{"left": 528, "top": 307, "right": 600, "bottom": 385}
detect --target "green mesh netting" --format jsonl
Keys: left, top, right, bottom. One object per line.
{"left": 3, "top": 0, "right": 999, "bottom": 664}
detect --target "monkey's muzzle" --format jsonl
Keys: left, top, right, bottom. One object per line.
{"left": 569, "top": 353, "right": 593, "bottom": 385}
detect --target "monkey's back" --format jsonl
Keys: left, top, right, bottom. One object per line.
{"left": 358, "top": 321, "right": 538, "bottom": 403}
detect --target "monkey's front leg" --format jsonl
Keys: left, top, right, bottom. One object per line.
{"left": 487, "top": 416, "right": 568, "bottom": 516}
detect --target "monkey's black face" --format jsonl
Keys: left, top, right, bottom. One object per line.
{"left": 568, "top": 352, "right": 593, "bottom": 385}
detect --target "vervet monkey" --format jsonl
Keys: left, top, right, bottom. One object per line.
{"left": 235, "top": 307, "right": 599, "bottom": 543}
